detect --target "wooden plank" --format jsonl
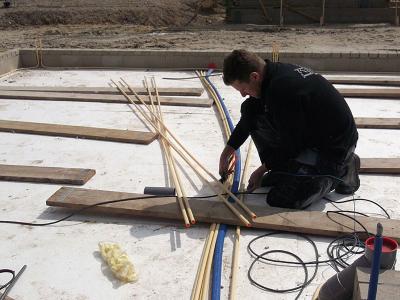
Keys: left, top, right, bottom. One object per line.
{"left": 0, "top": 293, "right": 14, "bottom": 300}
{"left": 355, "top": 117, "right": 400, "bottom": 129}
{"left": 353, "top": 267, "right": 400, "bottom": 300}
{"left": 0, "top": 165, "right": 95, "bottom": 185}
{"left": 0, "top": 91, "right": 212, "bottom": 107}
{"left": 338, "top": 87, "right": 400, "bottom": 99}
{"left": 0, "top": 86, "right": 204, "bottom": 96}
{"left": 0, "top": 120, "right": 157, "bottom": 144}
{"left": 46, "top": 187, "right": 400, "bottom": 242}
{"left": 324, "top": 75, "right": 400, "bottom": 86}
{"left": 360, "top": 158, "right": 400, "bottom": 174}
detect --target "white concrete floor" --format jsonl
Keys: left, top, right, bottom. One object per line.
{"left": 0, "top": 68, "right": 399, "bottom": 300}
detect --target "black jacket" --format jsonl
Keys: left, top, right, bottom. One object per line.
{"left": 227, "top": 60, "right": 358, "bottom": 170}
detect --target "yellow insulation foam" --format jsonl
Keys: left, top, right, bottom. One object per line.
{"left": 98, "top": 242, "right": 138, "bottom": 283}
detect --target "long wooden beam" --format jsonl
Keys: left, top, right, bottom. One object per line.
{"left": 338, "top": 88, "right": 400, "bottom": 99}
{"left": 360, "top": 158, "right": 400, "bottom": 174}
{"left": 324, "top": 75, "right": 400, "bottom": 86}
{"left": 0, "top": 86, "right": 204, "bottom": 96}
{"left": 0, "top": 91, "right": 212, "bottom": 107}
{"left": 0, "top": 120, "right": 157, "bottom": 144}
{"left": 46, "top": 187, "right": 400, "bottom": 242}
{"left": 0, "top": 165, "right": 95, "bottom": 185}
{"left": 355, "top": 117, "right": 400, "bottom": 129}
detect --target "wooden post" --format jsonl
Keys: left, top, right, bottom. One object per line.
{"left": 280, "top": 0, "right": 284, "bottom": 26}
{"left": 320, "top": 0, "right": 326, "bottom": 26}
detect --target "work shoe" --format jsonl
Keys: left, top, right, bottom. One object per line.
{"left": 335, "top": 153, "right": 360, "bottom": 195}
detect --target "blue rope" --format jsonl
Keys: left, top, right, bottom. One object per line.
{"left": 205, "top": 69, "right": 241, "bottom": 300}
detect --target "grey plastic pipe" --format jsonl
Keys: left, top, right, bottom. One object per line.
{"left": 318, "top": 237, "right": 397, "bottom": 300}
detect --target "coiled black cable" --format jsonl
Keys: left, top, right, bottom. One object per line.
{"left": 247, "top": 232, "right": 318, "bottom": 299}
{"left": 245, "top": 170, "right": 391, "bottom": 298}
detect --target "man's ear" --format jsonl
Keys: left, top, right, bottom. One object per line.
{"left": 249, "top": 71, "right": 261, "bottom": 82}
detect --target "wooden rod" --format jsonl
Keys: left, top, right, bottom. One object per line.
{"left": 192, "top": 223, "right": 218, "bottom": 300}
{"left": 143, "top": 77, "right": 156, "bottom": 123}
{"left": 191, "top": 224, "right": 213, "bottom": 300}
{"left": 143, "top": 77, "right": 190, "bottom": 227}
{"left": 117, "top": 79, "right": 256, "bottom": 220}
{"left": 200, "top": 223, "right": 220, "bottom": 300}
{"left": 241, "top": 141, "right": 254, "bottom": 196}
{"left": 112, "top": 80, "right": 251, "bottom": 226}
{"left": 230, "top": 142, "right": 253, "bottom": 300}
{"left": 229, "top": 226, "right": 241, "bottom": 300}
{"left": 151, "top": 77, "right": 196, "bottom": 224}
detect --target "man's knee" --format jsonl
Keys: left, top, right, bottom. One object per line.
{"left": 266, "top": 177, "right": 334, "bottom": 209}
{"left": 266, "top": 186, "right": 298, "bottom": 208}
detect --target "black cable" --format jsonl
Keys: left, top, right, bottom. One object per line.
{"left": 323, "top": 196, "right": 390, "bottom": 219}
{"left": 0, "top": 193, "right": 226, "bottom": 227}
{"left": 0, "top": 191, "right": 271, "bottom": 227}
{"left": 326, "top": 232, "right": 366, "bottom": 272}
{"left": 249, "top": 250, "right": 308, "bottom": 299}
{"left": 0, "top": 161, "right": 392, "bottom": 300}
{"left": 246, "top": 224, "right": 369, "bottom": 297}
{"left": 1, "top": 177, "right": 391, "bottom": 297}
{"left": 247, "top": 232, "right": 318, "bottom": 300}
{"left": 326, "top": 211, "right": 372, "bottom": 236}
{"left": 2, "top": 189, "right": 312, "bottom": 227}
{"left": 162, "top": 73, "right": 222, "bottom": 80}
{"left": 0, "top": 265, "right": 26, "bottom": 300}
{"left": 245, "top": 171, "right": 391, "bottom": 297}
{"left": 0, "top": 269, "right": 15, "bottom": 290}
{"left": 264, "top": 170, "right": 346, "bottom": 183}
{"left": 248, "top": 232, "right": 368, "bottom": 266}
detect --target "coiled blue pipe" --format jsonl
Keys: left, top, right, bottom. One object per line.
{"left": 205, "top": 70, "right": 241, "bottom": 300}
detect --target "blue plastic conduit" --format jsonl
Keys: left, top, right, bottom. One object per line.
{"left": 367, "top": 223, "right": 383, "bottom": 300}
{"left": 205, "top": 70, "right": 242, "bottom": 300}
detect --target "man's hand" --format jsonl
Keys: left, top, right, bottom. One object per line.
{"left": 247, "top": 164, "right": 268, "bottom": 192}
{"left": 219, "top": 145, "right": 236, "bottom": 178}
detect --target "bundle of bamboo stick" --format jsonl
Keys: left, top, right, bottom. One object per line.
{"left": 111, "top": 77, "right": 256, "bottom": 227}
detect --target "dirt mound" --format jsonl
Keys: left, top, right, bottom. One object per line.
{"left": 0, "top": 1, "right": 225, "bottom": 28}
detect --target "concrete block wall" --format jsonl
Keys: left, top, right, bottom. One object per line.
{"left": 226, "top": 0, "right": 395, "bottom": 24}
{"left": 0, "top": 49, "right": 399, "bottom": 76}
{"left": 228, "top": 0, "right": 389, "bottom": 8}
{"left": 228, "top": 7, "right": 396, "bottom": 24}
{"left": 0, "top": 50, "right": 19, "bottom": 77}
{"left": 12, "top": 49, "right": 400, "bottom": 73}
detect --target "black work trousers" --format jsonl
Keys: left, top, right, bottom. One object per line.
{"left": 261, "top": 147, "right": 354, "bottom": 209}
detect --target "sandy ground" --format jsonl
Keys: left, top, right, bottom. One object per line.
{"left": 1, "top": 23, "right": 400, "bottom": 53}
{"left": 0, "top": 1, "right": 399, "bottom": 53}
